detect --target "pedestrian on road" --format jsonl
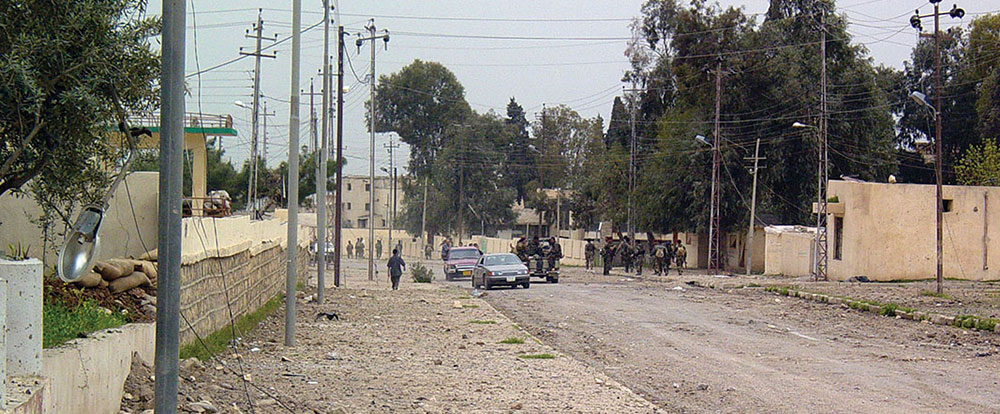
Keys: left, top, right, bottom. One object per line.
{"left": 634, "top": 242, "right": 645, "bottom": 276}
{"left": 356, "top": 238, "right": 366, "bottom": 259}
{"left": 387, "top": 248, "right": 406, "bottom": 290}
{"left": 584, "top": 240, "right": 596, "bottom": 270}
{"left": 396, "top": 240, "right": 403, "bottom": 255}
{"left": 440, "top": 238, "right": 451, "bottom": 261}
{"left": 548, "top": 237, "right": 563, "bottom": 269}
{"left": 346, "top": 241, "right": 354, "bottom": 259}
{"left": 376, "top": 239, "right": 383, "bottom": 259}
{"left": 621, "top": 237, "right": 634, "bottom": 274}
{"left": 601, "top": 237, "right": 615, "bottom": 276}
{"left": 675, "top": 243, "right": 687, "bottom": 275}
{"left": 424, "top": 244, "right": 433, "bottom": 259}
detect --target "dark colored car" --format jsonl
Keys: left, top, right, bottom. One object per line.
{"left": 472, "top": 253, "right": 530, "bottom": 290}
{"left": 443, "top": 247, "right": 482, "bottom": 280}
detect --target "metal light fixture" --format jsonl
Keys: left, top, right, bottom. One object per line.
{"left": 57, "top": 121, "right": 148, "bottom": 282}
{"left": 909, "top": 91, "right": 937, "bottom": 115}
{"left": 694, "top": 134, "right": 711, "bottom": 146}
{"left": 792, "top": 121, "right": 815, "bottom": 129}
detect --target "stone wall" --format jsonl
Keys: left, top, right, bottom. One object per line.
{"left": 179, "top": 244, "right": 308, "bottom": 345}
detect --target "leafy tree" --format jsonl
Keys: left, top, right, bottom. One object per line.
{"left": 503, "top": 98, "right": 537, "bottom": 202}
{"left": 1, "top": 0, "right": 159, "bottom": 227}
{"left": 371, "top": 59, "right": 471, "bottom": 177}
{"left": 605, "top": 97, "right": 630, "bottom": 148}
{"left": 955, "top": 139, "right": 1000, "bottom": 186}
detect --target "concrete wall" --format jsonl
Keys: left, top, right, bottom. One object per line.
{"left": 827, "top": 180, "right": 1000, "bottom": 281}
{"left": 764, "top": 227, "right": 815, "bottom": 277}
{"left": 0, "top": 172, "right": 159, "bottom": 272}
{"left": 41, "top": 323, "right": 154, "bottom": 414}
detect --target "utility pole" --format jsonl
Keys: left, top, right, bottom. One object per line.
{"left": 305, "top": 79, "right": 319, "bottom": 152}
{"left": 813, "top": 16, "right": 829, "bottom": 281}
{"left": 911, "top": 0, "right": 965, "bottom": 294}
{"left": 284, "top": 0, "right": 302, "bottom": 347}
{"left": 155, "top": 0, "right": 184, "bottom": 411}
{"left": 625, "top": 84, "right": 641, "bottom": 244}
{"left": 239, "top": 10, "right": 275, "bottom": 219}
{"left": 260, "top": 101, "right": 275, "bottom": 169}
{"left": 357, "top": 19, "right": 389, "bottom": 281}
{"left": 709, "top": 59, "right": 723, "bottom": 275}
{"left": 385, "top": 139, "right": 399, "bottom": 252}
{"left": 421, "top": 175, "right": 428, "bottom": 247}
{"left": 534, "top": 105, "right": 547, "bottom": 238}
{"left": 316, "top": 0, "right": 331, "bottom": 303}
{"left": 745, "top": 137, "right": 765, "bottom": 276}
{"left": 334, "top": 25, "right": 345, "bottom": 288}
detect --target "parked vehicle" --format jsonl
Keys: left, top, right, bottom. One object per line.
{"left": 443, "top": 246, "right": 481, "bottom": 280}
{"left": 472, "top": 253, "right": 530, "bottom": 290}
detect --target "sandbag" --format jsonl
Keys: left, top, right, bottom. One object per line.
{"left": 73, "top": 271, "right": 104, "bottom": 288}
{"left": 109, "top": 271, "right": 151, "bottom": 294}
{"left": 138, "top": 260, "right": 158, "bottom": 281}
{"left": 98, "top": 279, "right": 109, "bottom": 289}
{"left": 95, "top": 259, "right": 138, "bottom": 281}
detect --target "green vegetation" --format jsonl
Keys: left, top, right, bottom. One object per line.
{"left": 469, "top": 319, "right": 496, "bottom": 324}
{"left": 518, "top": 353, "right": 555, "bottom": 359}
{"left": 5, "top": 242, "right": 30, "bottom": 260}
{"left": 954, "top": 315, "right": 999, "bottom": 332}
{"left": 462, "top": 304, "right": 480, "bottom": 308}
{"left": 499, "top": 337, "right": 525, "bottom": 344}
{"left": 411, "top": 262, "right": 433, "bottom": 283}
{"left": 43, "top": 297, "right": 128, "bottom": 348}
{"left": 920, "top": 290, "right": 951, "bottom": 299}
{"left": 179, "top": 294, "right": 282, "bottom": 361}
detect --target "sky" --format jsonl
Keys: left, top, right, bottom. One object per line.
{"left": 144, "top": 0, "right": 1000, "bottom": 176}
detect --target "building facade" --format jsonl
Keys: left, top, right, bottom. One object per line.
{"left": 314, "top": 175, "right": 405, "bottom": 229}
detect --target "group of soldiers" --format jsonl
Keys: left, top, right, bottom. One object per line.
{"left": 585, "top": 236, "right": 686, "bottom": 277}
{"left": 344, "top": 238, "right": 403, "bottom": 259}
{"left": 513, "top": 236, "right": 563, "bottom": 268}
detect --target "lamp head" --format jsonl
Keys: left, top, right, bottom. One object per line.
{"left": 949, "top": 5, "right": 965, "bottom": 19}
{"left": 694, "top": 135, "right": 711, "bottom": 146}
{"left": 57, "top": 205, "right": 105, "bottom": 282}
{"left": 909, "top": 91, "right": 935, "bottom": 111}
{"left": 792, "top": 122, "right": 812, "bottom": 129}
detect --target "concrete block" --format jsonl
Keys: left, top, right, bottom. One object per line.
{"left": 896, "top": 310, "right": 912, "bottom": 320}
{"left": 995, "top": 323, "right": 1000, "bottom": 334}
{"left": 912, "top": 311, "right": 926, "bottom": 321}
{"left": 0, "top": 258, "right": 42, "bottom": 376}
{"left": 867, "top": 304, "right": 883, "bottom": 315}
{"left": 828, "top": 297, "right": 842, "bottom": 305}
{"left": 931, "top": 314, "right": 955, "bottom": 326}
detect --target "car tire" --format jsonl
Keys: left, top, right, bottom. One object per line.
{"left": 483, "top": 280, "right": 491, "bottom": 290}
{"left": 522, "top": 282, "right": 530, "bottom": 289}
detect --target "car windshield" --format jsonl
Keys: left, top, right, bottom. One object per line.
{"left": 485, "top": 254, "right": 522, "bottom": 266}
{"left": 448, "top": 249, "right": 480, "bottom": 260}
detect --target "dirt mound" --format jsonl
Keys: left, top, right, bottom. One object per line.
{"left": 45, "top": 278, "right": 156, "bottom": 323}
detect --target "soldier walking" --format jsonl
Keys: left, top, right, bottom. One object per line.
{"left": 584, "top": 240, "right": 596, "bottom": 270}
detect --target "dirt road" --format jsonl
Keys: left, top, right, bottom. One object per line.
{"left": 475, "top": 268, "right": 1000, "bottom": 413}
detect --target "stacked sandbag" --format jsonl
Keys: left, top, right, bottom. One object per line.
{"left": 74, "top": 258, "right": 158, "bottom": 293}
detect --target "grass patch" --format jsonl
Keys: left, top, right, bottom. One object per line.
{"left": 411, "top": 262, "right": 433, "bottom": 283}
{"left": 462, "top": 304, "right": 480, "bottom": 308}
{"left": 954, "top": 315, "right": 999, "bottom": 332}
{"left": 179, "top": 294, "right": 283, "bottom": 361}
{"left": 469, "top": 319, "right": 496, "bottom": 324}
{"left": 43, "top": 297, "right": 129, "bottom": 348}
{"left": 456, "top": 295, "right": 472, "bottom": 300}
{"left": 920, "top": 290, "right": 951, "bottom": 299}
{"left": 518, "top": 353, "right": 555, "bottom": 359}
{"left": 499, "top": 337, "right": 525, "bottom": 344}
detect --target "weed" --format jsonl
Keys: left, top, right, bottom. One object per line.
{"left": 43, "top": 296, "right": 128, "bottom": 348}
{"left": 518, "top": 353, "right": 555, "bottom": 359}
{"left": 499, "top": 337, "right": 525, "bottom": 344}
{"left": 920, "top": 290, "right": 951, "bottom": 299}
{"left": 411, "top": 263, "right": 433, "bottom": 283}
{"left": 469, "top": 320, "right": 496, "bottom": 324}
{"left": 5, "top": 242, "right": 30, "bottom": 261}
{"left": 456, "top": 295, "right": 471, "bottom": 300}
{"left": 462, "top": 304, "right": 480, "bottom": 309}
{"left": 953, "top": 315, "right": 999, "bottom": 332}
{"left": 746, "top": 283, "right": 762, "bottom": 288}
{"left": 179, "top": 294, "right": 283, "bottom": 360}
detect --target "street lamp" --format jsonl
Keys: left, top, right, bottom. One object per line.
{"left": 793, "top": 121, "right": 828, "bottom": 281}
{"left": 694, "top": 134, "right": 711, "bottom": 147}
{"left": 909, "top": 91, "right": 937, "bottom": 115}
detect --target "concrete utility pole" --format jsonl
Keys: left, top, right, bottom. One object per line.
{"left": 260, "top": 101, "right": 275, "bottom": 169}
{"left": 625, "top": 84, "right": 641, "bottom": 244}
{"left": 284, "top": 0, "right": 302, "bottom": 347}
{"left": 745, "top": 137, "right": 765, "bottom": 276}
{"left": 421, "top": 175, "right": 428, "bottom": 247}
{"left": 155, "top": 0, "right": 184, "bottom": 412}
{"left": 335, "top": 25, "right": 345, "bottom": 287}
{"left": 304, "top": 79, "right": 321, "bottom": 152}
{"left": 316, "top": 0, "right": 332, "bottom": 303}
{"left": 357, "top": 19, "right": 389, "bottom": 281}
{"left": 709, "top": 59, "right": 722, "bottom": 275}
{"left": 239, "top": 10, "right": 276, "bottom": 219}
{"left": 911, "top": 0, "right": 963, "bottom": 294}
{"left": 385, "top": 139, "right": 400, "bottom": 252}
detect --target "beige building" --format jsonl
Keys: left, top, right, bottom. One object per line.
{"left": 309, "top": 175, "right": 405, "bottom": 229}
{"left": 822, "top": 180, "right": 1000, "bottom": 281}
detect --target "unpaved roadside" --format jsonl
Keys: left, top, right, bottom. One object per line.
{"left": 123, "top": 258, "right": 662, "bottom": 413}
{"left": 481, "top": 267, "right": 1000, "bottom": 414}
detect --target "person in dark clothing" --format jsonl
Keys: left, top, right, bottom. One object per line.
{"left": 601, "top": 238, "right": 616, "bottom": 275}
{"left": 356, "top": 238, "right": 366, "bottom": 259}
{"left": 387, "top": 249, "right": 406, "bottom": 290}
{"left": 527, "top": 236, "right": 540, "bottom": 257}
{"left": 375, "top": 239, "right": 383, "bottom": 259}
{"left": 584, "top": 240, "right": 596, "bottom": 270}
{"left": 621, "top": 237, "right": 633, "bottom": 273}
{"left": 346, "top": 241, "right": 354, "bottom": 259}
{"left": 548, "top": 237, "right": 563, "bottom": 269}
{"left": 634, "top": 242, "right": 646, "bottom": 276}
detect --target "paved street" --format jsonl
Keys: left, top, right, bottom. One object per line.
{"left": 458, "top": 267, "right": 1000, "bottom": 413}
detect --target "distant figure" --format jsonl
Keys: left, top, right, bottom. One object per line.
{"left": 601, "top": 237, "right": 616, "bottom": 275}
{"left": 375, "top": 239, "right": 383, "bottom": 259}
{"left": 387, "top": 248, "right": 406, "bottom": 290}
{"left": 584, "top": 240, "right": 596, "bottom": 270}
{"left": 548, "top": 237, "right": 563, "bottom": 269}
{"left": 473, "top": 242, "right": 483, "bottom": 255}
{"left": 675, "top": 243, "right": 687, "bottom": 275}
{"left": 440, "top": 238, "right": 451, "bottom": 260}
{"left": 346, "top": 241, "right": 354, "bottom": 259}
{"left": 356, "top": 238, "right": 366, "bottom": 259}
{"left": 527, "top": 236, "right": 540, "bottom": 257}
{"left": 424, "top": 244, "right": 433, "bottom": 259}
{"left": 633, "top": 241, "right": 645, "bottom": 276}
{"left": 396, "top": 241, "right": 403, "bottom": 255}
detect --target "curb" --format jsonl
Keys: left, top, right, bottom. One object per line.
{"left": 685, "top": 280, "right": 1000, "bottom": 334}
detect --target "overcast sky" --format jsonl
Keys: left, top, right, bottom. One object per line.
{"left": 145, "top": 0, "right": 999, "bottom": 176}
